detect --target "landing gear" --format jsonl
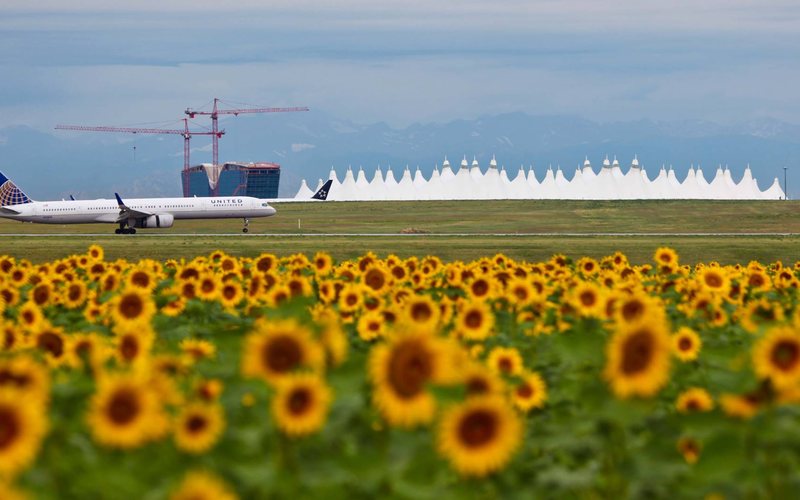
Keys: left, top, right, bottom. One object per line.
{"left": 242, "top": 218, "right": 250, "bottom": 233}
{"left": 115, "top": 224, "right": 136, "bottom": 235}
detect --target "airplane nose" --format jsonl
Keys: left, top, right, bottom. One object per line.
{"left": 265, "top": 205, "right": 277, "bottom": 216}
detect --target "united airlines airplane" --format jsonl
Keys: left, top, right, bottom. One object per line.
{"left": 0, "top": 171, "right": 331, "bottom": 234}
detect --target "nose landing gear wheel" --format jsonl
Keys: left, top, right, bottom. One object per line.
{"left": 242, "top": 218, "right": 250, "bottom": 233}
{"left": 243, "top": 228, "right": 249, "bottom": 233}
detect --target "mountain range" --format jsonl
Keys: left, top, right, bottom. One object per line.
{"left": 1, "top": 112, "right": 798, "bottom": 200}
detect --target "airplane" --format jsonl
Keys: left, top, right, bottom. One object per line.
{"left": 0, "top": 171, "right": 331, "bottom": 234}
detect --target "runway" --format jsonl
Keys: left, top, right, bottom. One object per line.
{"left": 0, "top": 232, "right": 797, "bottom": 238}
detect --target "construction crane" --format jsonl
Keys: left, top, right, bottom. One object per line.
{"left": 185, "top": 98, "right": 309, "bottom": 167}
{"left": 55, "top": 119, "right": 224, "bottom": 196}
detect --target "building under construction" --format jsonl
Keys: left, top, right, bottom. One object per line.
{"left": 183, "top": 162, "right": 280, "bottom": 198}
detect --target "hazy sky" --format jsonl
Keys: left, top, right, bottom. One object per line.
{"left": 2, "top": 1, "right": 799, "bottom": 130}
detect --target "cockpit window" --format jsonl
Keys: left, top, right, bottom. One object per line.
{"left": 261, "top": 203, "right": 269, "bottom": 207}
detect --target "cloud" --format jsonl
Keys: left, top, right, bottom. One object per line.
{"left": 291, "top": 143, "right": 316, "bottom": 152}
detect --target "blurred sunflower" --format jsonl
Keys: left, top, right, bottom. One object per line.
{"left": 369, "top": 329, "right": 455, "bottom": 428}
{"left": 241, "top": 319, "right": 324, "bottom": 385}
{"left": 401, "top": 295, "right": 441, "bottom": 332}
{"left": 604, "top": 321, "right": 671, "bottom": 398}
{"left": 753, "top": 326, "right": 800, "bottom": 389}
{"left": 29, "top": 280, "right": 54, "bottom": 307}
{"left": 338, "top": 283, "right": 364, "bottom": 313}
{"left": 462, "top": 363, "right": 506, "bottom": 398}
{"left": 113, "top": 326, "right": 155, "bottom": 366}
{"left": 671, "top": 327, "right": 702, "bottom": 362}
{"left": 62, "top": 281, "right": 88, "bottom": 309}
{"left": 511, "top": 371, "right": 547, "bottom": 412}
{"left": 32, "top": 325, "right": 74, "bottom": 368}
{"left": 125, "top": 268, "right": 157, "bottom": 291}
{"left": 466, "top": 276, "right": 494, "bottom": 301}
{"left": 436, "top": 396, "right": 522, "bottom": 477}
{"left": 0, "top": 356, "right": 50, "bottom": 405}
{"left": 312, "top": 252, "right": 333, "bottom": 276}
{"left": 87, "top": 244, "right": 104, "bottom": 261}
{"left": 745, "top": 269, "right": 772, "bottom": 293}
{"left": 362, "top": 265, "right": 391, "bottom": 294}
{"left": 740, "top": 299, "right": 784, "bottom": 334}
{"left": 675, "top": 387, "right": 714, "bottom": 413}
{"left": 487, "top": 347, "right": 524, "bottom": 377}
{"left": 569, "top": 282, "right": 605, "bottom": 318}
{"left": 169, "top": 470, "right": 238, "bottom": 500}
{"left": 16, "top": 301, "right": 44, "bottom": 331}
{"left": 180, "top": 339, "right": 217, "bottom": 363}
{"left": 109, "top": 288, "right": 156, "bottom": 327}
{"left": 0, "top": 389, "right": 48, "bottom": 477}
{"left": 455, "top": 300, "right": 495, "bottom": 341}
{"left": 253, "top": 252, "right": 278, "bottom": 274}
{"left": 174, "top": 402, "right": 225, "bottom": 454}
{"left": 697, "top": 267, "right": 731, "bottom": 295}
{"left": 677, "top": 437, "right": 701, "bottom": 464}
{"left": 87, "top": 372, "right": 168, "bottom": 448}
{"left": 272, "top": 373, "right": 332, "bottom": 437}
{"left": 195, "top": 273, "right": 219, "bottom": 301}
{"left": 357, "top": 311, "right": 386, "bottom": 341}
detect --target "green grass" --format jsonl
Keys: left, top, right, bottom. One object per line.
{"left": 1, "top": 200, "right": 798, "bottom": 263}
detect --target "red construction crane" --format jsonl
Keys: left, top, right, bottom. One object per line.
{"left": 185, "top": 98, "right": 309, "bottom": 167}
{"left": 55, "top": 119, "right": 224, "bottom": 196}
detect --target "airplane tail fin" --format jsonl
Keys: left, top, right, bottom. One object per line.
{"left": 0, "top": 171, "right": 33, "bottom": 206}
{"left": 311, "top": 179, "right": 333, "bottom": 201}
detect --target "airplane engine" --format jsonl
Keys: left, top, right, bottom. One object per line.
{"left": 135, "top": 214, "right": 174, "bottom": 228}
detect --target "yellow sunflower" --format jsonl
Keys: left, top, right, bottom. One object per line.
{"left": 0, "top": 389, "right": 48, "bottom": 477}
{"left": 32, "top": 324, "right": 74, "bottom": 367}
{"left": 87, "top": 372, "right": 168, "bottom": 448}
{"left": 62, "top": 280, "right": 88, "bottom": 309}
{"left": 312, "top": 252, "right": 333, "bottom": 276}
{"left": 0, "top": 356, "right": 50, "bottom": 405}
{"left": 511, "top": 371, "right": 548, "bottom": 412}
{"left": 125, "top": 268, "right": 157, "bottom": 291}
{"left": 180, "top": 339, "right": 217, "bottom": 363}
{"left": 487, "top": 347, "right": 524, "bottom": 377}
{"left": 569, "top": 282, "right": 606, "bottom": 318}
{"left": 740, "top": 298, "right": 784, "bottom": 334}
{"left": 240, "top": 319, "right": 324, "bottom": 385}
{"left": 357, "top": 310, "right": 386, "bottom": 341}
{"left": 436, "top": 396, "right": 522, "bottom": 477}
{"left": 170, "top": 470, "right": 238, "bottom": 500}
{"left": 174, "top": 402, "right": 225, "bottom": 454}
{"left": 369, "top": 329, "right": 456, "bottom": 428}
{"left": 675, "top": 387, "right": 714, "bottom": 413}
{"left": 16, "top": 301, "right": 44, "bottom": 332}
{"left": 218, "top": 281, "right": 244, "bottom": 309}
{"left": 677, "top": 437, "right": 701, "bottom": 464}
{"left": 113, "top": 326, "right": 155, "bottom": 366}
{"left": 109, "top": 288, "right": 156, "bottom": 327}
{"left": 87, "top": 244, "right": 104, "bottom": 261}
{"left": 337, "top": 283, "right": 364, "bottom": 313}
{"left": 697, "top": 267, "right": 731, "bottom": 295}
{"left": 603, "top": 321, "right": 671, "bottom": 398}
{"left": 671, "top": 327, "right": 702, "bottom": 362}
{"left": 455, "top": 300, "right": 495, "bottom": 341}
{"left": 461, "top": 363, "right": 506, "bottom": 398}
{"left": 271, "top": 373, "right": 332, "bottom": 437}
{"left": 401, "top": 294, "right": 441, "bottom": 332}
{"left": 753, "top": 326, "right": 800, "bottom": 389}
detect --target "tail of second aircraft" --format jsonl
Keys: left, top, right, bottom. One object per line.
{"left": 0, "top": 171, "right": 32, "bottom": 206}
{"left": 312, "top": 179, "right": 333, "bottom": 201}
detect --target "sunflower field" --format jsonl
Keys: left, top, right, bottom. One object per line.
{"left": 1, "top": 245, "right": 800, "bottom": 498}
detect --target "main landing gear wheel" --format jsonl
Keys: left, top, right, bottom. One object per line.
{"left": 115, "top": 227, "right": 136, "bottom": 235}
{"left": 242, "top": 218, "right": 250, "bottom": 233}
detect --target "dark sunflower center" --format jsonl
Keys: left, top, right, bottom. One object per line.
{"left": 771, "top": 340, "right": 800, "bottom": 371}
{"left": 33, "top": 285, "right": 50, "bottom": 305}
{"left": 464, "top": 310, "right": 483, "bottom": 329}
{"left": 263, "top": 336, "right": 302, "bottom": 373}
{"left": 705, "top": 273, "right": 723, "bottom": 288}
{"left": 620, "top": 330, "right": 654, "bottom": 375}
{"left": 287, "top": 387, "right": 312, "bottom": 416}
{"left": 392, "top": 266, "right": 406, "bottom": 279}
{"left": 579, "top": 291, "right": 596, "bottom": 307}
{"left": 658, "top": 253, "right": 672, "bottom": 263}
{"left": 119, "top": 294, "right": 144, "bottom": 319}
{"left": 68, "top": 285, "right": 82, "bottom": 301}
{"left": 345, "top": 294, "right": 358, "bottom": 306}
{"left": 182, "top": 283, "right": 197, "bottom": 299}
{"left": 472, "top": 280, "right": 489, "bottom": 297}
{"left": 0, "top": 407, "right": 20, "bottom": 449}
{"left": 513, "top": 286, "right": 528, "bottom": 301}
{"left": 458, "top": 409, "right": 498, "bottom": 449}
{"left": 686, "top": 398, "right": 701, "bottom": 411}
{"left": 186, "top": 414, "right": 208, "bottom": 434}
{"left": 678, "top": 337, "right": 693, "bottom": 352}
{"left": 388, "top": 340, "right": 432, "bottom": 399}
{"left": 749, "top": 274, "right": 765, "bottom": 287}
{"left": 256, "top": 258, "right": 274, "bottom": 272}
{"left": 131, "top": 272, "right": 150, "bottom": 288}
{"left": 466, "top": 377, "right": 489, "bottom": 395}
{"left": 120, "top": 336, "right": 139, "bottom": 361}
{"left": 0, "top": 369, "right": 30, "bottom": 388}
{"left": 201, "top": 280, "right": 215, "bottom": 293}
{"left": 621, "top": 300, "right": 644, "bottom": 321}
{"left": 411, "top": 302, "right": 432, "bottom": 322}
{"left": 107, "top": 389, "right": 140, "bottom": 425}
{"left": 498, "top": 357, "right": 513, "bottom": 374}
{"left": 222, "top": 286, "right": 237, "bottom": 300}
{"left": 516, "top": 383, "right": 533, "bottom": 398}
{"left": 38, "top": 332, "right": 64, "bottom": 357}
{"left": 364, "top": 269, "right": 386, "bottom": 290}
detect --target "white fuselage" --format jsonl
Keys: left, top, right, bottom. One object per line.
{"left": 1, "top": 196, "right": 276, "bottom": 225}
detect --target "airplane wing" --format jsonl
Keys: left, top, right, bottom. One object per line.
{"left": 114, "top": 193, "right": 152, "bottom": 222}
{"left": 0, "top": 206, "right": 20, "bottom": 215}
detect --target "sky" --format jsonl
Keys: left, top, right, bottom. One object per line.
{"left": 1, "top": 1, "right": 799, "bottom": 131}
